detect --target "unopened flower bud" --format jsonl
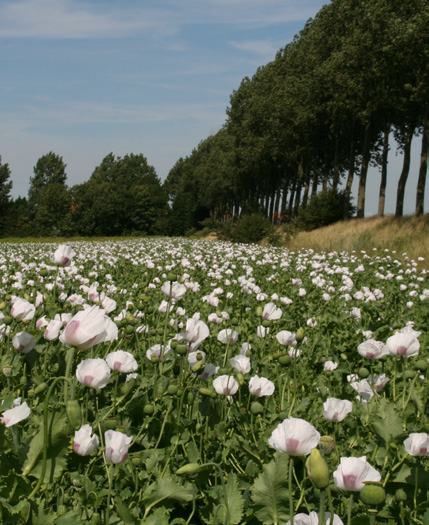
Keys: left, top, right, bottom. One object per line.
{"left": 3, "top": 366, "right": 13, "bottom": 377}
{"left": 250, "top": 402, "right": 264, "bottom": 415}
{"left": 296, "top": 327, "right": 305, "bottom": 342}
{"left": 176, "top": 463, "right": 201, "bottom": 476}
{"left": 306, "top": 448, "right": 330, "bottom": 489}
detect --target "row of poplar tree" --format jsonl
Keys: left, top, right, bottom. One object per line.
{"left": 0, "top": 0, "right": 427, "bottom": 238}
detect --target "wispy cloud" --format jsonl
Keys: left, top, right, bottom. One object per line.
{"left": 229, "top": 40, "right": 283, "bottom": 61}
{"left": 0, "top": 0, "right": 326, "bottom": 39}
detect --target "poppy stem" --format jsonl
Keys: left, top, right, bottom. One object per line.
{"left": 347, "top": 493, "right": 354, "bottom": 525}
{"left": 289, "top": 456, "right": 294, "bottom": 525}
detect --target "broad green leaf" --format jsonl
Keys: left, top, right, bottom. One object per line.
{"left": 22, "top": 410, "right": 69, "bottom": 480}
{"left": 54, "top": 510, "right": 85, "bottom": 524}
{"left": 371, "top": 399, "right": 404, "bottom": 444}
{"left": 115, "top": 494, "right": 135, "bottom": 524}
{"left": 142, "top": 477, "right": 195, "bottom": 518}
{"left": 251, "top": 453, "right": 290, "bottom": 524}
{"left": 142, "top": 506, "right": 170, "bottom": 525}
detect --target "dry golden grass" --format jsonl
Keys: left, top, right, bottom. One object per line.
{"left": 286, "top": 215, "right": 429, "bottom": 265}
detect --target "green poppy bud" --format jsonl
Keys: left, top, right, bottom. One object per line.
{"left": 250, "top": 402, "right": 264, "bottom": 415}
{"left": 256, "top": 306, "right": 263, "bottom": 317}
{"left": 218, "top": 367, "right": 228, "bottom": 375}
{"left": 167, "top": 272, "right": 178, "bottom": 282}
{"left": 39, "top": 269, "right": 48, "bottom": 277}
{"left": 0, "top": 302, "right": 5, "bottom": 310}
{"left": 176, "top": 463, "right": 201, "bottom": 476}
{"left": 34, "top": 382, "right": 48, "bottom": 395}
{"left": 306, "top": 448, "right": 330, "bottom": 489}
{"left": 359, "top": 368, "right": 370, "bottom": 378}
{"left": 66, "top": 400, "right": 82, "bottom": 430}
{"left": 191, "top": 361, "right": 205, "bottom": 373}
{"left": 360, "top": 484, "right": 386, "bottom": 506}
{"left": 394, "top": 488, "right": 407, "bottom": 502}
{"left": 262, "top": 319, "right": 271, "bottom": 327}
{"left": 187, "top": 392, "right": 195, "bottom": 404}
{"left": 125, "top": 325, "right": 135, "bottom": 335}
{"left": 167, "top": 384, "right": 178, "bottom": 396}
{"left": 170, "top": 340, "right": 178, "bottom": 350}
{"left": 296, "top": 327, "right": 305, "bottom": 342}
{"left": 3, "top": 316, "right": 13, "bottom": 326}
{"left": 198, "top": 387, "right": 217, "bottom": 398}
{"left": 236, "top": 373, "right": 245, "bottom": 385}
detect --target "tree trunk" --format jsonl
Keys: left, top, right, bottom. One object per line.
{"left": 280, "top": 176, "right": 289, "bottom": 215}
{"left": 332, "top": 136, "right": 340, "bottom": 190}
{"left": 269, "top": 190, "right": 276, "bottom": 222}
{"left": 294, "top": 160, "right": 304, "bottom": 215}
{"left": 311, "top": 166, "right": 318, "bottom": 198}
{"left": 288, "top": 179, "right": 296, "bottom": 216}
{"left": 395, "top": 122, "right": 416, "bottom": 217}
{"left": 302, "top": 170, "right": 310, "bottom": 208}
{"left": 343, "top": 123, "right": 356, "bottom": 219}
{"left": 357, "top": 122, "right": 371, "bottom": 219}
{"left": 378, "top": 123, "right": 390, "bottom": 217}
{"left": 416, "top": 109, "right": 428, "bottom": 216}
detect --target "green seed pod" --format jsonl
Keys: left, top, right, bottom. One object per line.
{"left": 34, "top": 382, "right": 48, "bottom": 395}
{"left": 170, "top": 339, "right": 178, "bottom": 350}
{"left": 167, "top": 272, "right": 178, "bottom": 282}
{"left": 176, "top": 344, "right": 188, "bottom": 355}
{"left": 262, "top": 319, "right": 271, "bottom": 327}
{"left": 295, "top": 327, "right": 305, "bottom": 342}
{"left": 414, "top": 359, "right": 427, "bottom": 371}
{"left": 39, "top": 269, "right": 48, "bottom": 277}
{"left": 340, "top": 353, "right": 348, "bottom": 361}
{"left": 404, "top": 369, "right": 416, "bottom": 380}
{"left": 3, "top": 316, "right": 13, "bottom": 326}
{"left": 176, "top": 463, "right": 201, "bottom": 476}
{"left": 105, "top": 417, "right": 118, "bottom": 430}
{"left": 143, "top": 404, "right": 154, "bottom": 415}
{"left": 0, "top": 301, "right": 6, "bottom": 310}
{"left": 130, "top": 454, "right": 142, "bottom": 466}
{"left": 231, "top": 317, "right": 239, "bottom": 326}
{"left": 167, "top": 384, "right": 178, "bottom": 396}
{"left": 278, "top": 411, "right": 288, "bottom": 420}
{"left": 306, "top": 448, "right": 330, "bottom": 489}
{"left": 27, "top": 389, "right": 35, "bottom": 398}
{"left": 20, "top": 375, "right": 28, "bottom": 386}
{"left": 256, "top": 306, "right": 263, "bottom": 317}
{"left": 66, "top": 400, "right": 82, "bottom": 430}
{"left": 125, "top": 325, "right": 135, "bottom": 335}
{"left": 250, "top": 402, "right": 264, "bottom": 415}
{"left": 360, "top": 484, "right": 386, "bottom": 506}
{"left": 358, "top": 367, "right": 370, "bottom": 379}
{"left": 218, "top": 367, "right": 228, "bottom": 375}
{"left": 279, "top": 355, "right": 291, "bottom": 366}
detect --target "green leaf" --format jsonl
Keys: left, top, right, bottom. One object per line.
{"left": 142, "top": 506, "right": 170, "bottom": 525}
{"left": 115, "top": 494, "right": 135, "bottom": 524}
{"left": 251, "top": 453, "right": 290, "bottom": 524}
{"left": 142, "top": 477, "right": 195, "bottom": 518}
{"left": 54, "top": 510, "right": 85, "bottom": 524}
{"left": 371, "top": 399, "right": 404, "bottom": 444}
{"left": 22, "top": 410, "right": 69, "bottom": 481}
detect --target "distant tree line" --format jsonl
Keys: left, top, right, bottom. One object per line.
{"left": 164, "top": 0, "right": 428, "bottom": 234}
{"left": 0, "top": 152, "right": 169, "bottom": 238}
{"left": 0, "top": 0, "right": 427, "bottom": 238}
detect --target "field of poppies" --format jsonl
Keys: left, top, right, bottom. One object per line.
{"left": 0, "top": 238, "right": 427, "bottom": 525}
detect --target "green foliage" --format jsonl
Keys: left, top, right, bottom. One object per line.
{"left": 251, "top": 454, "right": 290, "bottom": 524}
{"left": 232, "top": 214, "right": 274, "bottom": 244}
{"left": 297, "top": 189, "right": 356, "bottom": 231}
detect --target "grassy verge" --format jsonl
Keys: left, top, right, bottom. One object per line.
{"left": 286, "top": 215, "right": 429, "bottom": 264}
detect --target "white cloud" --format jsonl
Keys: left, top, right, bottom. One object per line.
{"left": 0, "top": 0, "right": 327, "bottom": 39}
{"left": 229, "top": 40, "right": 283, "bottom": 60}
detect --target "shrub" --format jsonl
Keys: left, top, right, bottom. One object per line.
{"left": 232, "top": 214, "right": 274, "bottom": 244}
{"left": 297, "top": 189, "right": 355, "bottom": 231}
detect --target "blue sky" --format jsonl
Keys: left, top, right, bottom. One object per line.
{"left": 0, "top": 0, "right": 425, "bottom": 216}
